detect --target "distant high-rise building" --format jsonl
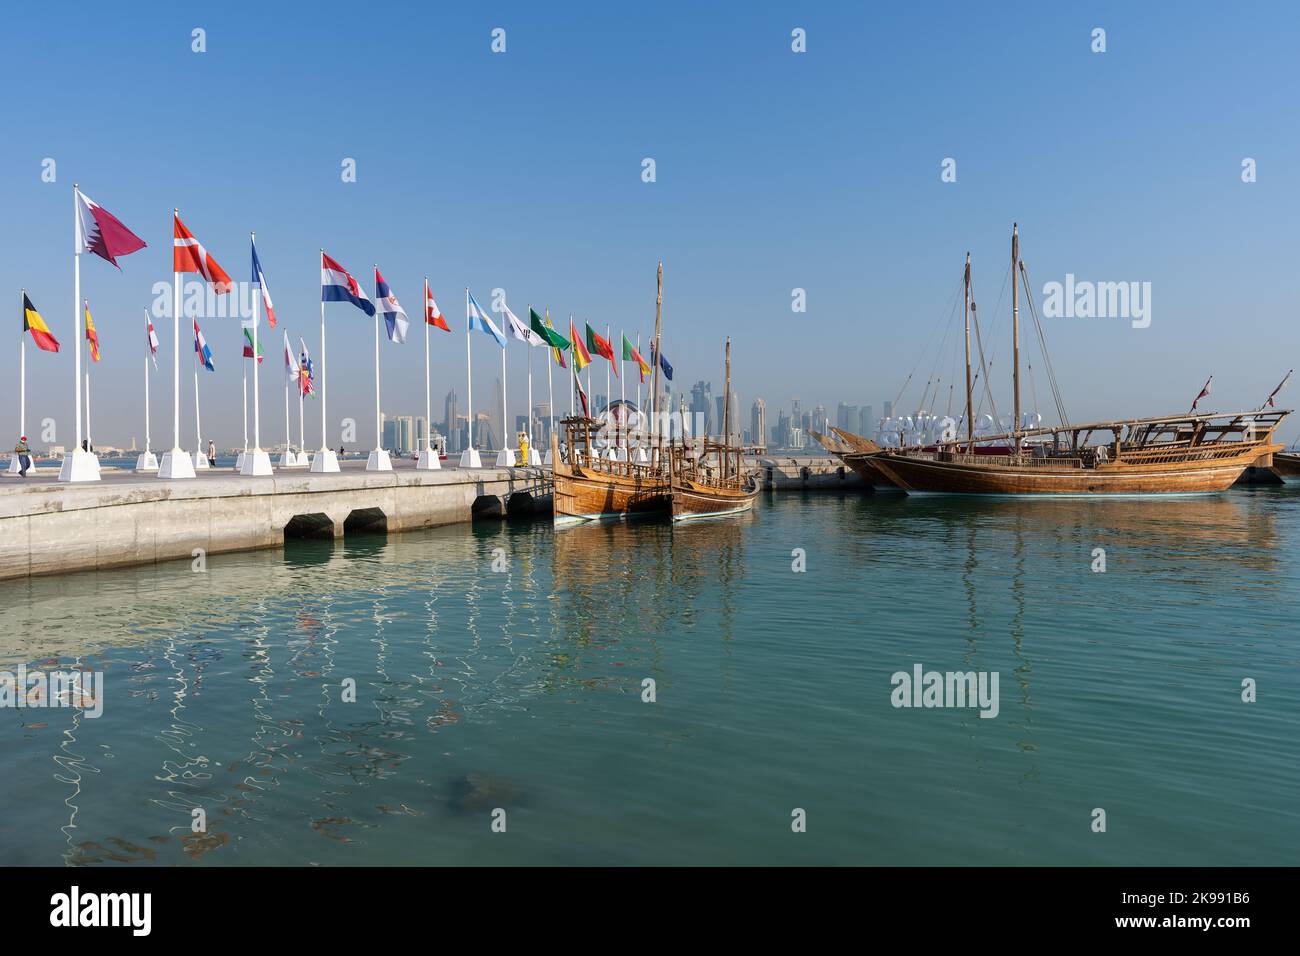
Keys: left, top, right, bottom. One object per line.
{"left": 860, "top": 405, "right": 874, "bottom": 435}
{"left": 444, "top": 388, "right": 459, "bottom": 452}
{"left": 883, "top": 400, "right": 893, "bottom": 420}
{"left": 751, "top": 398, "right": 767, "bottom": 450}
{"left": 691, "top": 380, "right": 713, "bottom": 437}
{"left": 837, "top": 403, "right": 859, "bottom": 431}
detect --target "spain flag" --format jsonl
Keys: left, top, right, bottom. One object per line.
{"left": 84, "top": 300, "right": 101, "bottom": 362}
{"left": 22, "top": 292, "right": 59, "bottom": 352}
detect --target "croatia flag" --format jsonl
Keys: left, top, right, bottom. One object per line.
{"left": 144, "top": 310, "right": 159, "bottom": 370}
{"left": 76, "top": 188, "right": 146, "bottom": 269}
{"left": 194, "top": 318, "right": 215, "bottom": 371}
{"left": 321, "top": 252, "right": 375, "bottom": 316}
{"left": 251, "top": 238, "right": 277, "bottom": 327}
{"left": 425, "top": 279, "right": 450, "bottom": 331}
{"left": 374, "top": 267, "right": 409, "bottom": 344}
{"left": 174, "top": 214, "right": 233, "bottom": 293}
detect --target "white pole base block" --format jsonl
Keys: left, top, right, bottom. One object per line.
{"left": 366, "top": 448, "right": 393, "bottom": 472}
{"left": 459, "top": 448, "right": 483, "bottom": 468}
{"left": 240, "top": 448, "right": 274, "bottom": 476}
{"left": 58, "top": 447, "right": 101, "bottom": 483}
{"left": 495, "top": 448, "right": 517, "bottom": 467}
{"left": 632, "top": 447, "right": 650, "bottom": 463}
{"left": 158, "top": 448, "right": 197, "bottom": 479}
{"left": 234, "top": 451, "right": 246, "bottom": 470}
{"left": 612, "top": 447, "right": 629, "bottom": 461}
{"left": 135, "top": 451, "right": 159, "bottom": 472}
{"left": 542, "top": 448, "right": 554, "bottom": 465}
{"left": 310, "top": 448, "right": 340, "bottom": 473}
{"left": 192, "top": 452, "right": 211, "bottom": 470}
{"left": 416, "top": 448, "right": 441, "bottom": 470}
{"left": 605, "top": 447, "right": 621, "bottom": 461}
{"left": 279, "top": 450, "right": 300, "bottom": 468}
{"left": 7, "top": 456, "right": 24, "bottom": 475}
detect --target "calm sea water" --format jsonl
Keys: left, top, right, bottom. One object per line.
{"left": 1, "top": 489, "right": 1297, "bottom": 866}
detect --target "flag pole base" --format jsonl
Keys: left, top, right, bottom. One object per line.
{"left": 6, "top": 456, "right": 28, "bottom": 475}
{"left": 157, "top": 448, "right": 196, "bottom": 480}
{"left": 192, "top": 452, "right": 211, "bottom": 470}
{"left": 310, "top": 448, "right": 340, "bottom": 473}
{"left": 234, "top": 451, "right": 246, "bottom": 470}
{"left": 366, "top": 449, "right": 393, "bottom": 472}
{"left": 279, "top": 449, "right": 306, "bottom": 468}
{"left": 459, "top": 448, "right": 483, "bottom": 469}
{"left": 240, "top": 448, "right": 273, "bottom": 477}
{"left": 416, "top": 448, "right": 441, "bottom": 470}
{"left": 495, "top": 448, "right": 517, "bottom": 467}
{"left": 632, "top": 446, "right": 650, "bottom": 464}
{"left": 134, "top": 451, "right": 159, "bottom": 472}
{"left": 542, "top": 448, "right": 554, "bottom": 466}
{"left": 58, "top": 447, "right": 101, "bottom": 483}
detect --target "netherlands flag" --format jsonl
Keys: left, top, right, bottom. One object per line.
{"left": 251, "top": 238, "right": 277, "bottom": 327}
{"left": 194, "top": 318, "right": 215, "bottom": 371}
{"left": 321, "top": 252, "right": 375, "bottom": 316}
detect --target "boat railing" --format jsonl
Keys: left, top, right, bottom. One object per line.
{"left": 931, "top": 451, "right": 1085, "bottom": 468}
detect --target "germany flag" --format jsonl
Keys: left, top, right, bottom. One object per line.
{"left": 23, "top": 292, "right": 60, "bottom": 352}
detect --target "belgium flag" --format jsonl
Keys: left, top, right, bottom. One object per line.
{"left": 23, "top": 292, "right": 60, "bottom": 352}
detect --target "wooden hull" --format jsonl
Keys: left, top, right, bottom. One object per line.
{"left": 552, "top": 462, "right": 670, "bottom": 525}
{"left": 670, "top": 476, "right": 759, "bottom": 521}
{"left": 1272, "top": 452, "right": 1300, "bottom": 483}
{"left": 840, "top": 452, "right": 903, "bottom": 491}
{"left": 867, "top": 445, "right": 1281, "bottom": 496}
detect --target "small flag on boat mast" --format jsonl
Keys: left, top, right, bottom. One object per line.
{"left": 1190, "top": 375, "right": 1212, "bottom": 412}
{"left": 1264, "top": 370, "right": 1293, "bottom": 409}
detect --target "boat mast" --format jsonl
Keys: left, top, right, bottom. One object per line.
{"left": 723, "top": 336, "right": 732, "bottom": 479}
{"left": 964, "top": 252, "right": 973, "bottom": 452}
{"left": 1011, "top": 223, "right": 1021, "bottom": 452}
{"left": 651, "top": 261, "right": 663, "bottom": 466}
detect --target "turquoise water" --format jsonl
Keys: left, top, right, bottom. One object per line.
{"left": 1, "top": 490, "right": 1297, "bottom": 866}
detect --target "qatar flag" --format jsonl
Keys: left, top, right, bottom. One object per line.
{"left": 75, "top": 187, "right": 146, "bottom": 269}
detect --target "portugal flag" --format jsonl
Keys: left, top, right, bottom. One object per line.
{"left": 23, "top": 293, "right": 59, "bottom": 352}
{"left": 585, "top": 322, "right": 618, "bottom": 378}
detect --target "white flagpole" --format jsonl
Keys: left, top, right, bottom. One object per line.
{"left": 143, "top": 316, "right": 150, "bottom": 454}
{"left": 73, "top": 190, "right": 83, "bottom": 451}
{"left": 85, "top": 372, "right": 92, "bottom": 450}
{"left": 620, "top": 329, "right": 626, "bottom": 449}
{"left": 526, "top": 304, "right": 534, "bottom": 454}
{"left": 19, "top": 292, "right": 25, "bottom": 442}
{"left": 500, "top": 344, "right": 508, "bottom": 454}
{"left": 320, "top": 251, "right": 327, "bottom": 454}
{"left": 284, "top": 340, "right": 291, "bottom": 454}
{"left": 424, "top": 278, "right": 431, "bottom": 455}
{"left": 298, "top": 367, "right": 305, "bottom": 453}
{"left": 605, "top": 323, "right": 611, "bottom": 426}
{"left": 241, "top": 350, "right": 248, "bottom": 454}
{"left": 193, "top": 326, "right": 202, "bottom": 456}
{"left": 636, "top": 332, "right": 643, "bottom": 426}
{"left": 569, "top": 314, "right": 575, "bottom": 417}
{"left": 466, "top": 288, "right": 473, "bottom": 450}
{"left": 251, "top": 234, "right": 262, "bottom": 454}
{"left": 374, "top": 274, "right": 381, "bottom": 453}
{"left": 546, "top": 324, "right": 554, "bottom": 445}
{"left": 172, "top": 216, "right": 181, "bottom": 452}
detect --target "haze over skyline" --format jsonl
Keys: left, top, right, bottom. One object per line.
{"left": 3, "top": 1, "right": 1299, "bottom": 449}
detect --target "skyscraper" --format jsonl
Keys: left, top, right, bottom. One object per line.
{"left": 751, "top": 398, "right": 766, "bottom": 450}
{"left": 444, "top": 388, "right": 458, "bottom": 452}
{"left": 691, "top": 380, "right": 713, "bottom": 438}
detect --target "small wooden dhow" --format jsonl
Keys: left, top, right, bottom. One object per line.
{"left": 667, "top": 338, "right": 758, "bottom": 521}
{"left": 823, "top": 224, "right": 1290, "bottom": 496}
{"left": 1271, "top": 445, "right": 1300, "bottom": 483}
{"left": 549, "top": 268, "right": 757, "bottom": 524}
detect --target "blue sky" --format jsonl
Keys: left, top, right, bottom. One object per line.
{"left": 3, "top": 0, "right": 1299, "bottom": 448}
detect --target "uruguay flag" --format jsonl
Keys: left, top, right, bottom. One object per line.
{"left": 321, "top": 252, "right": 375, "bottom": 316}
{"left": 467, "top": 291, "right": 507, "bottom": 348}
{"left": 374, "top": 267, "right": 410, "bottom": 344}
{"left": 194, "top": 319, "right": 215, "bottom": 371}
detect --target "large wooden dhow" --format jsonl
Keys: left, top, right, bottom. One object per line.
{"left": 550, "top": 417, "right": 670, "bottom": 525}
{"left": 837, "top": 224, "right": 1290, "bottom": 496}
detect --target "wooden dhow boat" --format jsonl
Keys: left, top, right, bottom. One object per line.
{"left": 851, "top": 225, "right": 1290, "bottom": 496}
{"left": 550, "top": 415, "right": 671, "bottom": 525}
{"left": 668, "top": 337, "right": 759, "bottom": 521}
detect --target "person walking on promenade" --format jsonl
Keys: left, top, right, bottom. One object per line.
{"left": 207, "top": 439, "right": 217, "bottom": 468}
{"left": 13, "top": 436, "right": 31, "bottom": 477}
